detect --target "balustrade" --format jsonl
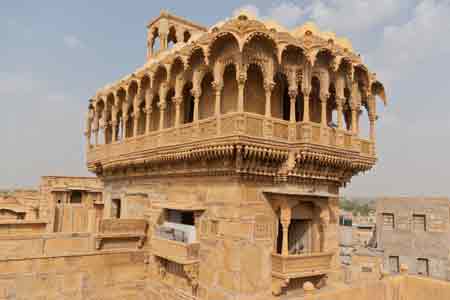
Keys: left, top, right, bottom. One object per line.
{"left": 272, "top": 252, "right": 333, "bottom": 279}
{"left": 87, "top": 112, "right": 375, "bottom": 164}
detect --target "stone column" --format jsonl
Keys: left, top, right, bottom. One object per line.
{"left": 145, "top": 108, "right": 152, "bottom": 134}
{"left": 145, "top": 92, "right": 153, "bottom": 134}
{"left": 158, "top": 84, "right": 168, "bottom": 130}
{"left": 264, "top": 81, "right": 274, "bottom": 118}
{"left": 93, "top": 115, "right": 99, "bottom": 146}
{"left": 213, "top": 82, "right": 223, "bottom": 117}
{"left": 280, "top": 204, "right": 292, "bottom": 256}
{"left": 174, "top": 96, "right": 183, "bottom": 128}
{"left": 320, "top": 93, "right": 328, "bottom": 127}
{"left": 369, "top": 114, "right": 376, "bottom": 142}
{"left": 122, "top": 107, "right": 128, "bottom": 139}
{"left": 191, "top": 89, "right": 201, "bottom": 122}
{"left": 302, "top": 90, "right": 310, "bottom": 122}
{"left": 100, "top": 110, "right": 108, "bottom": 144}
{"left": 158, "top": 101, "right": 166, "bottom": 131}
{"left": 111, "top": 106, "right": 118, "bottom": 142}
{"left": 289, "top": 89, "right": 298, "bottom": 123}
{"left": 237, "top": 73, "right": 247, "bottom": 113}
{"left": 336, "top": 97, "right": 344, "bottom": 130}
{"left": 351, "top": 107, "right": 357, "bottom": 134}
{"left": 84, "top": 110, "right": 93, "bottom": 148}
{"left": 160, "top": 33, "right": 168, "bottom": 50}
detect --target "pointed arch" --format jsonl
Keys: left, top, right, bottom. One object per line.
{"left": 187, "top": 46, "right": 206, "bottom": 69}
{"left": 208, "top": 32, "right": 240, "bottom": 66}
{"left": 244, "top": 63, "right": 265, "bottom": 115}
{"left": 221, "top": 63, "right": 238, "bottom": 114}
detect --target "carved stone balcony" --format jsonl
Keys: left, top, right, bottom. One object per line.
{"left": 152, "top": 236, "right": 200, "bottom": 264}
{"left": 87, "top": 112, "right": 375, "bottom": 185}
{"left": 271, "top": 252, "right": 334, "bottom": 279}
{"left": 94, "top": 219, "right": 148, "bottom": 250}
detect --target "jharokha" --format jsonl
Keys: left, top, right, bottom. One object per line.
{"left": 9, "top": 10, "right": 450, "bottom": 300}
{"left": 84, "top": 10, "right": 387, "bottom": 299}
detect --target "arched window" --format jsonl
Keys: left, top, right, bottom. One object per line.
{"left": 328, "top": 85, "right": 337, "bottom": 128}
{"left": 221, "top": 64, "right": 238, "bottom": 114}
{"left": 272, "top": 72, "right": 289, "bottom": 121}
{"left": 183, "top": 82, "right": 194, "bottom": 124}
{"left": 150, "top": 95, "right": 160, "bottom": 131}
{"left": 199, "top": 73, "right": 214, "bottom": 119}
{"left": 125, "top": 105, "right": 134, "bottom": 138}
{"left": 310, "top": 77, "right": 321, "bottom": 123}
{"left": 138, "top": 101, "right": 146, "bottom": 135}
{"left": 165, "top": 89, "right": 175, "bottom": 128}
{"left": 244, "top": 64, "right": 265, "bottom": 115}
{"left": 168, "top": 26, "right": 177, "bottom": 48}
{"left": 152, "top": 28, "right": 161, "bottom": 54}
{"left": 184, "top": 30, "right": 191, "bottom": 43}
{"left": 105, "top": 96, "right": 114, "bottom": 143}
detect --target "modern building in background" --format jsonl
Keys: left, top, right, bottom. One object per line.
{"left": 376, "top": 197, "right": 450, "bottom": 280}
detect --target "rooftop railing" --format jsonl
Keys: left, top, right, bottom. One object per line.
{"left": 87, "top": 112, "right": 375, "bottom": 166}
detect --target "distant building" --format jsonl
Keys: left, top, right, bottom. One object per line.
{"left": 376, "top": 197, "right": 450, "bottom": 280}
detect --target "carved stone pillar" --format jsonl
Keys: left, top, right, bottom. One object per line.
{"left": 369, "top": 114, "right": 376, "bottom": 142}
{"left": 320, "top": 93, "right": 328, "bottom": 127}
{"left": 302, "top": 89, "right": 311, "bottom": 122}
{"left": 160, "top": 33, "right": 168, "bottom": 50}
{"left": 84, "top": 111, "right": 93, "bottom": 148}
{"left": 100, "top": 112, "right": 107, "bottom": 144}
{"left": 133, "top": 110, "right": 140, "bottom": 137}
{"left": 237, "top": 72, "right": 247, "bottom": 113}
{"left": 189, "top": 88, "right": 201, "bottom": 122}
{"left": 158, "top": 101, "right": 166, "bottom": 131}
{"left": 264, "top": 81, "right": 274, "bottom": 118}
{"left": 319, "top": 208, "right": 330, "bottom": 252}
{"left": 351, "top": 107, "right": 357, "bottom": 134}
{"left": 173, "top": 96, "right": 183, "bottom": 128}
{"left": 336, "top": 97, "right": 344, "bottom": 130}
{"left": 145, "top": 92, "right": 153, "bottom": 134}
{"left": 289, "top": 89, "right": 298, "bottom": 123}
{"left": 145, "top": 108, "right": 152, "bottom": 134}
{"left": 213, "top": 82, "right": 223, "bottom": 117}
{"left": 110, "top": 106, "right": 117, "bottom": 142}
{"left": 280, "top": 204, "right": 292, "bottom": 256}
{"left": 93, "top": 115, "right": 99, "bottom": 146}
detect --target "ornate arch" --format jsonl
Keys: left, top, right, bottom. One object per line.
{"left": 187, "top": 46, "right": 207, "bottom": 69}
{"left": 241, "top": 31, "right": 278, "bottom": 56}
{"left": 208, "top": 31, "right": 241, "bottom": 65}
{"left": 371, "top": 81, "right": 387, "bottom": 106}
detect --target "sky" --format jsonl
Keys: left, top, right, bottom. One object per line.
{"left": 1, "top": 0, "right": 449, "bottom": 197}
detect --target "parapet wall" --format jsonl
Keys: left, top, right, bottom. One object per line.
{"left": 0, "top": 251, "right": 147, "bottom": 300}
{"left": 301, "top": 275, "right": 450, "bottom": 300}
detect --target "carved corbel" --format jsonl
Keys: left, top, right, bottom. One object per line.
{"left": 95, "top": 237, "right": 102, "bottom": 250}
{"left": 184, "top": 263, "right": 199, "bottom": 290}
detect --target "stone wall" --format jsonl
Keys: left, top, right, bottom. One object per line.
{"left": 0, "top": 251, "right": 147, "bottom": 300}
{"left": 102, "top": 176, "right": 340, "bottom": 300}
{"left": 376, "top": 197, "right": 450, "bottom": 280}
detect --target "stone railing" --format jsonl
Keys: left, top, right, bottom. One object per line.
{"left": 0, "top": 220, "right": 47, "bottom": 235}
{"left": 152, "top": 236, "right": 200, "bottom": 264}
{"left": 87, "top": 112, "right": 375, "bottom": 167}
{"left": 95, "top": 218, "right": 148, "bottom": 250}
{"left": 271, "top": 252, "right": 334, "bottom": 279}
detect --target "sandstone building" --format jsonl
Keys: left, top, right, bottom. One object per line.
{"left": 376, "top": 197, "right": 450, "bottom": 280}
{"left": 84, "top": 10, "right": 387, "bottom": 299}
{"left": 2, "top": 9, "right": 450, "bottom": 300}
